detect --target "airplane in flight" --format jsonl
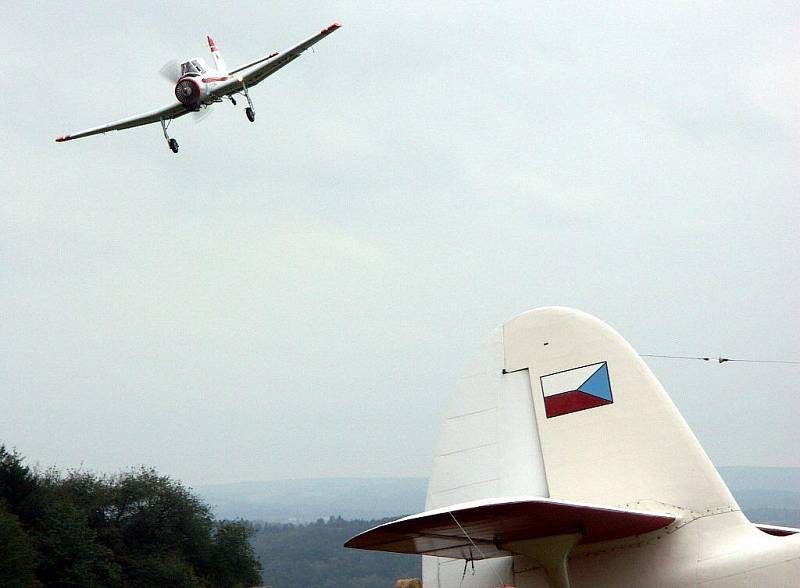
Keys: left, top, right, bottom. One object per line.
{"left": 55, "top": 22, "right": 341, "bottom": 153}
{"left": 345, "top": 307, "right": 800, "bottom": 587}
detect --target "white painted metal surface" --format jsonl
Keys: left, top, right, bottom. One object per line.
{"left": 413, "top": 308, "right": 800, "bottom": 587}
{"left": 424, "top": 327, "right": 549, "bottom": 586}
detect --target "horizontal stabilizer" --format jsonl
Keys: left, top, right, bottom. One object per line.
{"left": 345, "top": 496, "right": 675, "bottom": 560}
{"left": 756, "top": 523, "right": 800, "bottom": 537}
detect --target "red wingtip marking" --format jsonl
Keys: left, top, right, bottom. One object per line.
{"left": 322, "top": 22, "right": 342, "bottom": 33}
{"left": 55, "top": 135, "right": 70, "bottom": 142}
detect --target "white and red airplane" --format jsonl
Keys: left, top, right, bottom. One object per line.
{"left": 55, "top": 22, "right": 341, "bottom": 153}
{"left": 346, "top": 307, "right": 800, "bottom": 587}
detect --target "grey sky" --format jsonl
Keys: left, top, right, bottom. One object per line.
{"left": 1, "top": 2, "right": 798, "bottom": 486}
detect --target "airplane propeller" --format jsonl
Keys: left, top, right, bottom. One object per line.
{"left": 159, "top": 60, "right": 212, "bottom": 123}
{"left": 158, "top": 59, "right": 182, "bottom": 83}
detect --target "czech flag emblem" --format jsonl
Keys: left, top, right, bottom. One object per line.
{"left": 540, "top": 362, "right": 613, "bottom": 418}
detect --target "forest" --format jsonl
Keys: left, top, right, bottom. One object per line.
{"left": 251, "top": 517, "right": 421, "bottom": 587}
{"left": 0, "top": 445, "right": 261, "bottom": 587}
{"left": 0, "top": 444, "right": 421, "bottom": 587}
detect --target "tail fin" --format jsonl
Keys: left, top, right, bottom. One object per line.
{"left": 427, "top": 307, "right": 739, "bottom": 516}
{"left": 207, "top": 35, "right": 228, "bottom": 75}
{"left": 502, "top": 307, "right": 738, "bottom": 514}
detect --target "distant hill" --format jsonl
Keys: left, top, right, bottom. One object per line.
{"left": 718, "top": 466, "right": 800, "bottom": 527}
{"left": 196, "top": 477, "right": 427, "bottom": 523}
{"left": 196, "top": 467, "right": 800, "bottom": 526}
{"left": 212, "top": 468, "right": 800, "bottom": 587}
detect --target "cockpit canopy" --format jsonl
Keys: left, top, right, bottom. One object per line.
{"left": 180, "top": 58, "right": 208, "bottom": 77}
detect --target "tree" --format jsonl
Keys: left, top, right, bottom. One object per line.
{"left": 0, "top": 502, "right": 34, "bottom": 588}
{"left": 128, "top": 554, "right": 202, "bottom": 588}
{"left": 208, "top": 521, "right": 263, "bottom": 587}
{"left": 0, "top": 447, "right": 264, "bottom": 587}
{"left": 0, "top": 446, "right": 41, "bottom": 526}
{"left": 32, "top": 499, "right": 114, "bottom": 587}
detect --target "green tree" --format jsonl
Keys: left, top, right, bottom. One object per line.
{"left": 129, "top": 554, "right": 202, "bottom": 588}
{"left": 32, "top": 499, "right": 115, "bottom": 587}
{"left": 208, "top": 521, "right": 263, "bottom": 587}
{"left": 0, "top": 445, "right": 265, "bottom": 587}
{"left": 107, "top": 468, "right": 213, "bottom": 557}
{"left": 0, "top": 446, "right": 41, "bottom": 526}
{"left": 0, "top": 502, "right": 34, "bottom": 588}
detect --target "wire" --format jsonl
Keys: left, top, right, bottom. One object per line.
{"left": 641, "top": 354, "right": 800, "bottom": 365}
{"left": 448, "top": 511, "right": 506, "bottom": 587}
{"left": 641, "top": 354, "right": 711, "bottom": 361}
{"left": 718, "top": 358, "right": 800, "bottom": 365}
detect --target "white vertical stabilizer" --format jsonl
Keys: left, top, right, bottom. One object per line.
{"left": 425, "top": 326, "right": 549, "bottom": 586}
{"left": 503, "top": 307, "right": 739, "bottom": 514}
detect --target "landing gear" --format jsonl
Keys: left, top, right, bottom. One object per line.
{"left": 241, "top": 79, "right": 256, "bottom": 123}
{"left": 160, "top": 118, "right": 179, "bottom": 155}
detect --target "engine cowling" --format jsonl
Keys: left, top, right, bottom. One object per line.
{"left": 174, "top": 77, "right": 204, "bottom": 108}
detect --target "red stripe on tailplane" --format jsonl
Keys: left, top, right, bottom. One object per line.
{"left": 544, "top": 390, "right": 612, "bottom": 418}
{"left": 344, "top": 497, "right": 675, "bottom": 559}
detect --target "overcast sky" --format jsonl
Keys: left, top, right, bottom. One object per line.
{"left": 1, "top": 2, "right": 798, "bottom": 486}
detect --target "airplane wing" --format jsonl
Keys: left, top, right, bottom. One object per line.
{"left": 55, "top": 102, "right": 190, "bottom": 142}
{"left": 344, "top": 496, "right": 676, "bottom": 560}
{"left": 209, "top": 22, "right": 341, "bottom": 100}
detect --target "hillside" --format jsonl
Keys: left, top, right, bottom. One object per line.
{"left": 197, "top": 477, "right": 427, "bottom": 523}
{"left": 196, "top": 467, "right": 800, "bottom": 526}
{"left": 252, "top": 517, "right": 421, "bottom": 588}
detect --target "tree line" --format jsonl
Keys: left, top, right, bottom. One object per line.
{"left": 250, "top": 516, "right": 421, "bottom": 588}
{"left": 0, "top": 445, "right": 261, "bottom": 587}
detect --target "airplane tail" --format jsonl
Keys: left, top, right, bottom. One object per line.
{"left": 207, "top": 35, "right": 228, "bottom": 75}
{"left": 419, "top": 307, "right": 743, "bottom": 586}
{"left": 345, "top": 307, "right": 793, "bottom": 587}
{"left": 426, "top": 306, "right": 739, "bottom": 515}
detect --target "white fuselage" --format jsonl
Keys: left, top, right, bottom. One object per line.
{"left": 173, "top": 58, "right": 229, "bottom": 109}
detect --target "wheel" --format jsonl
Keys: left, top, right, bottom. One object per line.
{"left": 168, "top": 138, "right": 179, "bottom": 154}
{"left": 245, "top": 107, "right": 255, "bottom": 122}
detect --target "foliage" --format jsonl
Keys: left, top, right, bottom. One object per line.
{"left": 209, "top": 521, "right": 263, "bottom": 588}
{"left": 0, "top": 444, "right": 261, "bottom": 587}
{"left": 0, "top": 446, "right": 42, "bottom": 528}
{"left": 0, "top": 502, "right": 34, "bottom": 588}
{"left": 252, "top": 516, "right": 421, "bottom": 588}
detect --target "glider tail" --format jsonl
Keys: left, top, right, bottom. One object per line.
{"left": 207, "top": 36, "right": 228, "bottom": 75}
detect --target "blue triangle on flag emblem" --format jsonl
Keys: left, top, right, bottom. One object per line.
{"left": 577, "top": 362, "right": 612, "bottom": 402}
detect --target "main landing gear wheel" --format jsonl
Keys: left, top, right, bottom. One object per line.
{"left": 161, "top": 119, "right": 179, "bottom": 155}
{"left": 240, "top": 80, "right": 256, "bottom": 123}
